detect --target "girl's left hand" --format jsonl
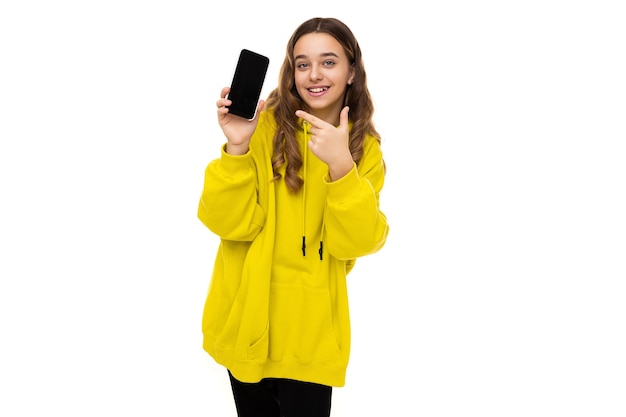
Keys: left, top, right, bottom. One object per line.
{"left": 295, "top": 106, "right": 354, "bottom": 181}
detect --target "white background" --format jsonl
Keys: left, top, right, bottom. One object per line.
{"left": 1, "top": 1, "right": 625, "bottom": 416}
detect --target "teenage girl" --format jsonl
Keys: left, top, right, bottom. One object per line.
{"left": 198, "top": 17, "right": 389, "bottom": 417}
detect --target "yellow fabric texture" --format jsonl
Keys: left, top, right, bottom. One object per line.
{"left": 197, "top": 110, "right": 388, "bottom": 387}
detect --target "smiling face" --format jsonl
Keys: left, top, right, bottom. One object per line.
{"left": 293, "top": 32, "right": 355, "bottom": 125}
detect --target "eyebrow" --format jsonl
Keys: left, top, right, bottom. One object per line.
{"left": 294, "top": 52, "right": 340, "bottom": 61}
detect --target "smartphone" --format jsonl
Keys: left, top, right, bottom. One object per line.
{"left": 226, "top": 49, "right": 270, "bottom": 120}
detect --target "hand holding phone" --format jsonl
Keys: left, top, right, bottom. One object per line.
{"left": 226, "top": 49, "right": 269, "bottom": 120}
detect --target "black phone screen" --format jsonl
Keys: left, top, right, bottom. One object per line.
{"left": 227, "top": 49, "right": 269, "bottom": 120}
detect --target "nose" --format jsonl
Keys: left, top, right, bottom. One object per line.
{"left": 309, "top": 64, "right": 322, "bottom": 81}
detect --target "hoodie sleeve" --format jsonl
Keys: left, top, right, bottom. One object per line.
{"left": 197, "top": 145, "right": 266, "bottom": 241}
{"left": 323, "top": 136, "right": 389, "bottom": 259}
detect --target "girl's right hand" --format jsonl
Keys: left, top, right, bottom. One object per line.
{"left": 216, "top": 87, "right": 265, "bottom": 155}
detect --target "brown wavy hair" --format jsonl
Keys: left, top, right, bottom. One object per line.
{"left": 264, "top": 17, "right": 381, "bottom": 194}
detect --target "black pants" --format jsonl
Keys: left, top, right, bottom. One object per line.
{"left": 228, "top": 371, "right": 332, "bottom": 417}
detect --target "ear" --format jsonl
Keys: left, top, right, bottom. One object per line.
{"left": 347, "top": 65, "right": 356, "bottom": 85}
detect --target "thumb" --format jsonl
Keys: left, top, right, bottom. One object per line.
{"left": 339, "top": 106, "right": 350, "bottom": 129}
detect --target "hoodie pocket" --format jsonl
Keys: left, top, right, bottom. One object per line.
{"left": 269, "top": 283, "right": 342, "bottom": 364}
{"left": 247, "top": 324, "right": 269, "bottom": 362}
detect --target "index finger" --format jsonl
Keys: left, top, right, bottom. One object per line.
{"left": 295, "top": 110, "right": 324, "bottom": 127}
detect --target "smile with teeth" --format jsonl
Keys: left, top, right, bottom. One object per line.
{"left": 308, "top": 87, "right": 328, "bottom": 93}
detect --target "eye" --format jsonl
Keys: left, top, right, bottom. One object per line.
{"left": 296, "top": 62, "right": 309, "bottom": 69}
{"left": 323, "top": 60, "right": 335, "bottom": 67}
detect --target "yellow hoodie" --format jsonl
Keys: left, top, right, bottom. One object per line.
{"left": 197, "top": 109, "right": 388, "bottom": 387}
